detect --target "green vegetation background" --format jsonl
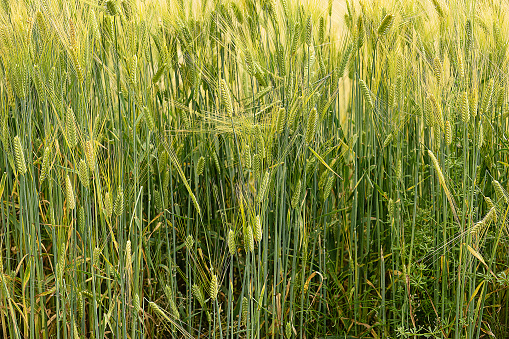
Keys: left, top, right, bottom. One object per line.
{"left": 0, "top": 0, "right": 508, "bottom": 338}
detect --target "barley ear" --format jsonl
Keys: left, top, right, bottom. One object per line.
{"left": 291, "top": 179, "right": 302, "bottom": 209}
{"left": 13, "top": 135, "right": 27, "bottom": 175}
{"left": 77, "top": 159, "right": 89, "bottom": 188}
{"left": 227, "top": 229, "right": 236, "bottom": 256}
{"left": 220, "top": 79, "right": 234, "bottom": 118}
{"left": 254, "top": 215, "right": 263, "bottom": 242}
{"left": 65, "top": 174, "right": 75, "bottom": 210}
{"left": 210, "top": 274, "right": 219, "bottom": 300}
{"left": 305, "top": 107, "right": 317, "bottom": 144}
{"left": 114, "top": 186, "right": 124, "bottom": 216}
{"left": 359, "top": 79, "right": 374, "bottom": 109}
{"left": 377, "top": 14, "right": 394, "bottom": 36}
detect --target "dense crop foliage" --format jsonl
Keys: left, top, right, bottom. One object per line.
{"left": 0, "top": 0, "right": 509, "bottom": 337}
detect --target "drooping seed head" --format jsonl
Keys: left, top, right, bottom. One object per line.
{"left": 359, "top": 79, "right": 374, "bottom": 109}
{"left": 377, "top": 14, "right": 394, "bottom": 36}
{"left": 493, "top": 180, "right": 508, "bottom": 204}
{"left": 192, "top": 284, "right": 205, "bottom": 307}
{"left": 484, "top": 196, "right": 495, "bottom": 210}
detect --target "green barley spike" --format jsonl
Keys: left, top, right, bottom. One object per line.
{"left": 337, "top": 43, "right": 352, "bottom": 78}
{"left": 359, "top": 79, "right": 373, "bottom": 109}
{"left": 227, "top": 229, "right": 236, "bottom": 256}
{"left": 130, "top": 54, "right": 137, "bottom": 86}
{"left": 144, "top": 106, "right": 156, "bottom": 131}
{"left": 105, "top": 0, "right": 118, "bottom": 16}
{"left": 460, "top": 91, "right": 470, "bottom": 123}
{"left": 478, "top": 122, "right": 484, "bottom": 148}
{"left": 445, "top": 120, "right": 452, "bottom": 145}
{"left": 65, "top": 174, "right": 75, "bottom": 210}
{"left": 431, "top": 0, "right": 445, "bottom": 18}
{"left": 305, "top": 16, "right": 312, "bottom": 46}
{"left": 114, "top": 186, "right": 124, "bottom": 216}
{"left": 286, "top": 321, "right": 292, "bottom": 338}
{"left": 257, "top": 134, "right": 266, "bottom": 160}
{"left": 192, "top": 284, "right": 205, "bottom": 307}
{"left": 196, "top": 156, "right": 205, "bottom": 177}
{"left": 493, "top": 180, "right": 508, "bottom": 204}
{"left": 40, "top": 146, "right": 51, "bottom": 182}
{"left": 93, "top": 247, "right": 101, "bottom": 267}
{"left": 306, "top": 107, "right": 317, "bottom": 144}
{"left": 318, "top": 17, "right": 324, "bottom": 44}
{"left": 481, "top": 79, "right": 495, "bottom": 115}
{"left": 470, "top": 89, "right": 478, "bottom": 119}
{"left": 243, "top": 144, "right": 252, "bottom": 169}
{"left": 33, "top": 64, "right": 46, "bottom": 101}
{"left": 13, "top": 135, "right": 27, "bottom": 175}
{"left": 77, "top": 159, "right": 89, "bottom": 188}
{"left": 318, "top": 170, "right": 328, "bottom": 190}
{"left": 433, "top": 56, "right": 442, "bottom": 84}
{"left": 78, "top": 206, "right": 85, "bottom": 234}
{"left": 73, "top": 320, "right": 80, "bottom": 339}
{"left": 389, "top": 83, "right": 396, "bottom": 109}
{"left": 220, "top": 79, "right": 234, "bottom": 118}
{"left": 291, "top": 180, "right": 301, "bottom": 209}
{"left": 484, "top": 196, "right": 495, "bottom": 210}
{"left": 84, "top": 139, "right": 96, "bottom": 170}
{"left": 253, "top": 153, "right": 262, "bottom": 176}
{"left": 377, "top": 14, "right": 394, "bottom": 36}
{"left": 104, "top": 191, "right": 113, "bottom": 218}
{"left": 254, "top": 215, "right": 262, "bottom": 242}
{"left": 210, "top": 274, "right": 219, "bottom": 300}
{"left": 77, "top": 291, "right": 84, "bottom": 320}
{"left": 133, "top": 292, "right": 140, "bottom": 314}
{"left": 66, "top": 107, "right": 77, "bottom": 149}
{"left": 242, "top": 296, "right": 249, "bottom": 325}
{"left": 324, "top": 175, "right": 334, "bottom": 201}
{"left": 383, "top": 133, "right": 393, "bottom": 148}
{"left": 257, "top": 171, "right": 270, "bottom": 204}
{"left": 424, "top": 95, "right": 434, "bottom": 126}
{"left": 429, "top": 93, "right": 444, "bottom": 130}
{"left": 457, "top": 52, "right": 464, "bottom": 78}
{"left": 185, "top": 235, "right": 194, "bottom": 249}
{"left": 244, "top": 225, "right": 254, "bottom": 253}
{"left": 154, "top": 190, "right": 162, "bottom": 211}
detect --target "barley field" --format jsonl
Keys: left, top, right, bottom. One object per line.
{"left": 0, "top": 0, "right": 509, "bottom": 338}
